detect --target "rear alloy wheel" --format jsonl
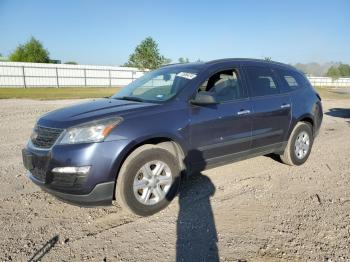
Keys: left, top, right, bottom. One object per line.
{"left": 116, "top": 144, "right": 181, "bottom": 216}
{"left": 294, "top": 131, "right": 310, "bottom": 160}
{"left": 280, "top": 122, "right": 314, "bottom": 166}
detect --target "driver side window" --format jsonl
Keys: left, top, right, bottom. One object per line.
{"left": 198, "top": 69, "right": 246, "bottom": 102}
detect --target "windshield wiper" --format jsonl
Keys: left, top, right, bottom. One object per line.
{"left": 114, "top": 96, "right": 144, "bottom": 102}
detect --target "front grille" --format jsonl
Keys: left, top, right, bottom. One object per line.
{"left": 31, "top": 125, "right": 63, "bottom": 149}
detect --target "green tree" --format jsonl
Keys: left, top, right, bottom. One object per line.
{"left": 124, "top": 37, "right": 170, "bottom": 69}
{"left": 338, "top": 63, "right": 350, "bottom": 77}
{"left": 178, "top": 57, "right": 190, "bottom": 63}
{"left": 326, "top": 64, "right": 350, "bottom": 79}
{"left": 9, "top": 37, "right": 50, "bottom": 63}
{"left": 64, "top": 61, "right": 78, "bottom": 65}
{"left": 326, "top": 66, "right": 340, "bottom": 79}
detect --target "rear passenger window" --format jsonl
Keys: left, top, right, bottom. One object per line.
{"left": 245, "top": 67, "right": 280, "bottom": 97}
{"left": 278, "top": 70, "right": 307, "bottom": 92}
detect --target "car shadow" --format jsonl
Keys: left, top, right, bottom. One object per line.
{"left": 325, "top": 108, "right": 350, "bottom": 119}
{"left": 168, "top": 149, "right": 219, "bottom": 262}
{"left": 264, "top": 153, "right": 283, "bottom": 163}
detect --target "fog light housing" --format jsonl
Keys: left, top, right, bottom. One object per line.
{"left": 51, "top": 166, "right": 91, "bottom": 175}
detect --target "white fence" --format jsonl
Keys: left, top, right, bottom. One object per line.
{"left": 0, "top": 61, "right": 146, "bottom": 88}
{"left": 308, "top": 77, "right": 350, "bottom": 88}
{"left": 0, "top": 61, "right": 350, "bottom": 88}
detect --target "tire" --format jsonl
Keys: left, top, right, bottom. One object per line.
{"left": 116, "top": 144, "right": 181, "bottom": 216}
{"left": 280, "top": 122, "right": 314, "bottom": 166}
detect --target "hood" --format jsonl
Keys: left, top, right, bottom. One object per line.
{"left": 37, "top": 98, "right": 159, "bottom": 128}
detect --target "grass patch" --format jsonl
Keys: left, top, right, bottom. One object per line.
{"left": 0, "top": 87, "right": 121, "bottom": 100}
{"left": 0, "top": 86, "right": 348, "bottom": 100}
{"left": 315, "top": 86, "right": 350, "bottom": 100}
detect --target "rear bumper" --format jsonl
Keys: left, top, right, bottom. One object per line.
{"left": 28, "top": 171, "right": 114, "bottom": 206}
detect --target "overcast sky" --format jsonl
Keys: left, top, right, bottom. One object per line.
{"left": 1, "top": 0, "right": 349, "bottom": 65}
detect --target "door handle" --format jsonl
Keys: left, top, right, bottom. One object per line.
{"left": 237, "top": 109, "right": 251, "bottom": 115}
{"left": 280, "top": 104, "right": 291, "bottom": 109}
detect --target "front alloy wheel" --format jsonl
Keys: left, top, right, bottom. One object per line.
{"left": 133, "top": 161, "right": 173, "bottom": 206}
{"left": 116, "top": 144, "right": 181, "bottom": 216}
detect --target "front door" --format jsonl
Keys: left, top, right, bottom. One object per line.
{"left": 189, "top": 68, "right": 252, "bottom": 168}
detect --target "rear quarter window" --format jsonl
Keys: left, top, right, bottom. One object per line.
{"left": 277, "top": 69, "right": 308, "bottom": 92}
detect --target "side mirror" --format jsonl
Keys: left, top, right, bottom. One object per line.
{"left": 190, "top": 91, "right": 218, "bottom": 105}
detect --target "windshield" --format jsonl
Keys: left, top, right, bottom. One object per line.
{"left": 112, "top": 66, "right": 199, "bottom": 102}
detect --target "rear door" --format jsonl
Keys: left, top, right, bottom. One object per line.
{"left": 244, "top": 66, "right": 291, "bottom": 149}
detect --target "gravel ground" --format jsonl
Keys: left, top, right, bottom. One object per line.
{"left": 0, "top": 98, "right": 349, "bottom": 261}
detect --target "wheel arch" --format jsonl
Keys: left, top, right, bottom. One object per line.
{"left": 288, "top": 114, "right": 314, "bottom": 138}
{"left": 111, "top": 135, "right": 187, "bottom": 199}
{"left": 298, "top": 115, "right": 314, "bottom": 129}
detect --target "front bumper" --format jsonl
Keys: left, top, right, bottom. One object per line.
{"left": 28, "top": 171, "right": 115, "bottom": 206}
{"left": 22, "top": 139, "right": 130, "bottom": 206}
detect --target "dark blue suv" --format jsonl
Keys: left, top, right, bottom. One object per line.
{"left": 22, "top": 59, "right": 323, "bottom": 216}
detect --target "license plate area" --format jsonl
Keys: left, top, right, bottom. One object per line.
{"left": 22, "top": 149, "right": 49, "bottom": 183}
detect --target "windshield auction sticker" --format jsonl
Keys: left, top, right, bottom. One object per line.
{"left": 176, "top": 72, "right": 197, "bottom": 80}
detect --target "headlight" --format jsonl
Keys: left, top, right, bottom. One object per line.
{"left": 58, "top": 117, "right": 122, "bottom": 145}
